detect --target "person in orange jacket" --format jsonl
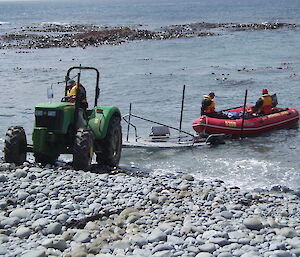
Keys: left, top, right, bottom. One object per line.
{"left": 253, "top": 88, "right": 273, "bottom": 115}
{"left": 201, "top": 92, "right": 218, "bottom": 117}
{"left": 63, "top": 80, "right": 88, "bottom": 109}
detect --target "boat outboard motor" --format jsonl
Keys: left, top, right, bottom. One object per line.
{"left": 205, "top": 134, "right": 226, "bottom": 145}
{"left": 271, "top": 94, "right": 278, "bottom": 107}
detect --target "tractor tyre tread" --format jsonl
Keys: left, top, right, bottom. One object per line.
{"left": 4, "top": 126, "right": 27, "bottom": 165}
{"left": 73, "top": 128, "right": 94, "bottom": 171}
{"left": 96, "top": 115, "right": 122, "bottom": 167}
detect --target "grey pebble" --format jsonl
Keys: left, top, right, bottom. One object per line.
{"left": 152, "top": 243, "right": 174, "bottom": 254}
{"left": 198, "top": 243, "right": 217, "bottom": 253}
{"left": 240, "top": 252, "right": 260, "bottom": 257}
{"left": 44, "top": 222, "right": 62, "bottom": 235}
{"left": 167, "top": 235, "right": 185, "bottom": 245}
{"left": 74, "top": 231, "right": 91, "bottom": 243}
{"left": 15, "top": 169, "right": 27, "bottom": 178}
{"left": 0, "top": 246, "right": 8, "bottom": 255}
{"left": 148, "top": 228, "right": 167, "bottom": 243}
{"left": 129, "top": 234, "right": 148, "bottom": 247}
{"left": 1, "top": 217, "right": 20, "bottom": 226}
{"left": 9, "top": 208, "right": 29, "bottom": 219}
{"left": 52, "top": 238, "right": 68, "bottom": 250}
{"left": 16, "top": 226, "right": 31, "bottom": 238}
{"left": 21, "top": 249, "right": 46, "bottom": 257}
{"left": 0, "top": 174, "right": 8, "bottom": 182}
{"left": 243, "top": 217, "right": 264, "bottom": 230}
{"left": 195, "top": 253, "right": 213, "bottom": 257}
{"left": 220, "top": 211, "right": 233, "bottom": 219}
{"left": 209, "top": 237, "right": 229, "bottom": 246}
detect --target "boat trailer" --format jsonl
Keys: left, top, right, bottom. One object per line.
{"left": 122, "top": 104, "right": 225, "bottom": 149}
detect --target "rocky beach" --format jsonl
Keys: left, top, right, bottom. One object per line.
{"left": 0, "top": 161, "right": 299, "bottom": 257}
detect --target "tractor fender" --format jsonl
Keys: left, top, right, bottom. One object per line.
{"left": 88, "top": 106, "right": 121, "bottom": 140}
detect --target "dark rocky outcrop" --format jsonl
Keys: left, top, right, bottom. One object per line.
{"left": 0, "top": 22, "right": 297, "bottom": 49}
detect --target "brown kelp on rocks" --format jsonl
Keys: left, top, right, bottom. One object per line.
{"left": 0, "top": 161, "right": 299, "bottom": 256}
{"left": 0, "top": 22, "right": 298, "bottom": 50}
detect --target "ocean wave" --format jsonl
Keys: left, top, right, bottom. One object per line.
{"left": 41, "top": 22, "right": 71, "bottom": 26}
{"left": 0, "top": 22, "right": 10, "bottom": 25}
{"left": 210, "top": 157, "right": 299, "bottom": 190}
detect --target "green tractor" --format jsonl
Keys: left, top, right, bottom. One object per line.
{"left": 4, "top": 66, "right": 122, "bottom": 170}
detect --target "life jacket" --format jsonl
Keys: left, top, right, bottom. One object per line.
{"left": 259, "top": 94, "right": 272, "bottom": 114}
{"left": 67, "top": 83, "right": 88, "bottom": 107}
{"left": 202, "top": 95, "right": 216, "bottom": 114}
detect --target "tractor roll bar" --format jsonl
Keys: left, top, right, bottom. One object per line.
{"left": 65, "top": 66, "right": 100, "bottom": 107}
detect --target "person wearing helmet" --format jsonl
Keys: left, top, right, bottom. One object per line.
{"left": 63, "top": 80, "right": 88, "bottom": 109}
{"left": 253, "top": 89, "right": 272, "bottom": 115}
{"left": 201, "top": 92, "right": 218, "bottom": 117}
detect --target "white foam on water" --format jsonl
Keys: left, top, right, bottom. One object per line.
{"left": 194, "top": 157, "right": 300, "bottom": 190}
{"left": 40, "top": 22, "right": 71, "bottom": 26}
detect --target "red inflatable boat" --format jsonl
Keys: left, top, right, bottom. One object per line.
{"left": 192, "top": 106, "right": 299, "bottom": 136}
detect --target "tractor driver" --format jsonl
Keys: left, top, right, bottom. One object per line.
{"left": 62, "top": 80, "right": 88, "bottom": 109}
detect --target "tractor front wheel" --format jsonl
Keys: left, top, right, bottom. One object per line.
{"left": 73, "top": 129, "right": 94, "bottom": 171}
{"left": 4, "top": 126, "right": 27, "bottom": 165}
{"left": 96, "top": 115, "right": 122, "bottom": 167}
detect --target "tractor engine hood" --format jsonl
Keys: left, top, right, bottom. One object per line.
{"left": 34, "top": 102, "right": 75, "bottom": 133}
{"left": 35, "top": 102, "right": 75, "bottom": 110}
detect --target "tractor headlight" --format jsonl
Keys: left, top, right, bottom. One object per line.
{"left": 35, "top": 110, "right": 44, "bottom": 116}
{"left": 47, "top": 111, "right": 56, "bottom": 117}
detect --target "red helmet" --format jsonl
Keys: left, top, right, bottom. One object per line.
{"left": 262, "top": 88, "right": 268, "bottom": 94}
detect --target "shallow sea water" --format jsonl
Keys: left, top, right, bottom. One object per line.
{"left": 0, "top": 0, "right": 300, "bottom": 190}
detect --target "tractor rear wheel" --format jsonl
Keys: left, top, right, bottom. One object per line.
{"left": 73, "top": 128, "right": 94, "bottom": 171}
{"left": 35, "top": 153, "right": 58, "bottom": 165}
{"left": 4, "top": 126, "right": 27, "bottom": 165}
{"left": 96, "top": 115, "right": 122, "bottom": 167}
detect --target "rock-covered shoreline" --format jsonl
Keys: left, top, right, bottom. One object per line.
{"left": 0, "top": 161, "right": 299, "bottom": 257}
{"left": 0, "top": 22, "right": 298, "bottom": 50}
